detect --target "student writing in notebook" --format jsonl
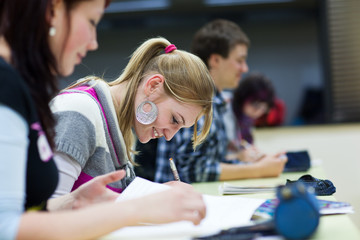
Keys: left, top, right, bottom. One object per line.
{"left": 0, "top": 1, "right": 207, "bottom": 239}
{"left": 51, "top": 37, "right": 214, "bottom": 195}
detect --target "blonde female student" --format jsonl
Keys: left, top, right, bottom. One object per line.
{"left": 0, "top": 0, "right": 207, "bottom": 239}
{"left": 51, "top": 37, "right": 215, "bottom": 196}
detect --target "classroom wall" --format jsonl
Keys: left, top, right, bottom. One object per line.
{"left": 61, "top": 7, "right": 323, "bottom": 126}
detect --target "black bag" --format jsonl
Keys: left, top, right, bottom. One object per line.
{"left": 284, "top": 150, "right": 311, "bottom": 172}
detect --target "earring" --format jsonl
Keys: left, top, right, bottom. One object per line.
{"left": 136, "top": 100, "right": 158, "bottom": 125}
{"left": 49, "top": 26, "right": 56, "bottom": 37}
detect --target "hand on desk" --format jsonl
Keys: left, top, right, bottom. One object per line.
{"left": 253, "top": 152, "right": 288, "bottom": 177}
{"left": 48, "top": 170, "right": 126, "bottom": 211}
{"left": 225, "top": 139, "right": 287, "bottom": 177}
{"left": 164, "top": 180, "right": 194, "bottom": 190}
{"left": 70, "top": 170, "right": 126, "bottom": 209}
{"left": 71, "top": 171, "right": 206, "bottom": 225}
{"left": 226, "top": 145, "right": 264, "bottom": 163}
{"left": 51, "top": 170, "right": 206, "bottom": 226}
{"left": 133, "top": 185, "right": 206, "bottom": 225}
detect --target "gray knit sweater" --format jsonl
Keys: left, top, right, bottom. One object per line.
{"left": 51, "top": 80, "right": 135, "bottom": 191}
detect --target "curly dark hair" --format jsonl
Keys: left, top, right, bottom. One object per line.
{"left": 232, "top": 73, "right": 275, "bottom": 120}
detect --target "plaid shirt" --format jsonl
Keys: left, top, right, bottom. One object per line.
{"left": 154, "top": 90, "right": 234, "bottom": 183}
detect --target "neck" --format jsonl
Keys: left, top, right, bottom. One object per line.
{"left": 0, "top": 36, "right": 11, "bottom": 63}
{"left": 210, "top": 70, "right": 223, "bottom": 92}
{"left": 109, "top": 81, "right": 128, "bottom": 110}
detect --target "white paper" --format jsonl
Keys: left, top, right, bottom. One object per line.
{"left": 103, "top": 177, "right": 265, "bottom": 239}
{"left": 116, "top": 177, "right": 170, "bottom": 202}
{"left": 219, "top": 182, "right": 276, "bottom": 195}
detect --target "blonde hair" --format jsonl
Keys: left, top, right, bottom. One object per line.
{"left": 70, "top": 37, "right": 214, "bottom": 163}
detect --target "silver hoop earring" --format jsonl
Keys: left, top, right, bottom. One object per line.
{"left": 49, "top": 26, "right": 56, "bottom": 37}
{"left": 136, "top": 100, "right": 158, "bottom": 125}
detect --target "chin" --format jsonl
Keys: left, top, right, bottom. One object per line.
{"left": 60, "top": 66, "right": 75, "bottom": 77}
{"left": 138, "top": 136, "right": 151, "bottom": 144}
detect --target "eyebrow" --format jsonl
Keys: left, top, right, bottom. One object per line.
{"left": 179, "top": 114, "right": 185, "bottom": 125}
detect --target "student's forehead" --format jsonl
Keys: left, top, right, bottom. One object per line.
{"left": 232, "top": 43, "right": 248, "bottom": 51}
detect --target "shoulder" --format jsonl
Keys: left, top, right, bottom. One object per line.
{"left": 0, "top": 59, "right": 35, "bottom": 122}
{"left": 0, "top": 58, "right": 25, "bottom": 91}
{"left": 51, "top": 91, "right": 103, "bottom": 123}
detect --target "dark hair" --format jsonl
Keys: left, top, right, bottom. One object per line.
{"left": 0, "top": 0, "right": 110, "bottom": 148}
{"left": 1, "top": 0, "right": 59, "bottom": 148}
{"left": 191, "top": 19, "right": 250, "bottom": 68}
{"left": 232, "top": 73, "right": 275, "bottom": 119}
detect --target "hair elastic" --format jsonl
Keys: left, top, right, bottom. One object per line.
{"left": 165, "top": 44, "right": 177, "bottom": 53}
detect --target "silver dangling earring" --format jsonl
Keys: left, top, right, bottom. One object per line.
{"left": 136, "top": 100, "right": 158, "bottom": 125}
{"left": 49, "top": 26, "right": 56, "bottom": 37}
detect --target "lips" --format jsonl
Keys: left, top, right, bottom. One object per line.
{"left": 77, "top": 53, "right": 86, "bottom": 64}
{"left": 154, "top": 128, "right": 159, "bottom": 137}
{"left": 153, "top": 127, "right": 163, "bottom": 138}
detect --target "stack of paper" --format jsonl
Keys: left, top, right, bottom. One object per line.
{"left": 101, "top": 177, "right": 266, "bottom": 239}
{"left": 219, "top": 182, "right": 276, "bottom": 195}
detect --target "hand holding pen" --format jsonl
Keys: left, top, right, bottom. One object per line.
{"left": 226, "top": 140, "right": 265, "bottom": 162}
{"left": 240, "top": 140, "right": 265, "bottom": 162}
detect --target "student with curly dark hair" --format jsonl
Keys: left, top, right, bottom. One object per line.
{"left": 231, "top": 73, "right": 275, "bottom": 144}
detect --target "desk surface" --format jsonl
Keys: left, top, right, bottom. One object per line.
{"left": 192, "top": 124, "right": 360, "bottom": 239}
{"left": 100, "top": 124, "right": 360, "bottom": 239}
{"left": 253, "top": 123, "right": 360, "bottom": 230}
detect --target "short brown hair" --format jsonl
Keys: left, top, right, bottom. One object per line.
{"left": 191, "top": 19, "right": 250, "bottom": 68}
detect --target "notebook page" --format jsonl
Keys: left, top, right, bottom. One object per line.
{"left": 105, "top": 177, "right": 265, "bottom": 239}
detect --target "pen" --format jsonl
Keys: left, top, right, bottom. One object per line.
{"left": 239, "top": 139, "right": 252, "bottom": 150}
{"left": 169, "top": 157, "right": 180, "bottom": 181}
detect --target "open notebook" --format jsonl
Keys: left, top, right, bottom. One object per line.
{"left": 100, "top": 177, "right": 265, "bottom": 240}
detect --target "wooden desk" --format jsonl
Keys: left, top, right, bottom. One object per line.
{"left": 193, "top": 123, "right": 360, "bottom": 239}
{"left": 192, "top": 167, "right": 360, "bottom": 239}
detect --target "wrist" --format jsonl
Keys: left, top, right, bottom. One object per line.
{"left": 47, "top": 193, "right": 76, "bottom": 211}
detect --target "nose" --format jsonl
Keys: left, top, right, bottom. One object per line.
{"left": 88, "top": 31, "right": 98, "bottom": 51}
{"left": 88, "top": 39, "right": 98, "bottom": 51}
{"left": 241, "top": 61, "right": 249, "bottom": 73}
{"left": 163, "top": 126, "right": 181, "bottom": 141}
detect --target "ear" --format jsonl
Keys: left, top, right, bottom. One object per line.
{"left": 144, "top": 74, "right": 165, "bottom": 96}
{"left": 46, "top": 0, "right": 63, "bottom": 27}
{"left": 208, "top": 53, "right": 222, "bottom": 70}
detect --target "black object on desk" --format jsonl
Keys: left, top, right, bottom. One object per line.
{"left": 193, "top": 219, "right": 276, "bottom": 240}
{"left": 286, "top": 174, "right": 336, "bottom": 196}
{"left": 284, "top": 150, "right": 311, "bottom": 172}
